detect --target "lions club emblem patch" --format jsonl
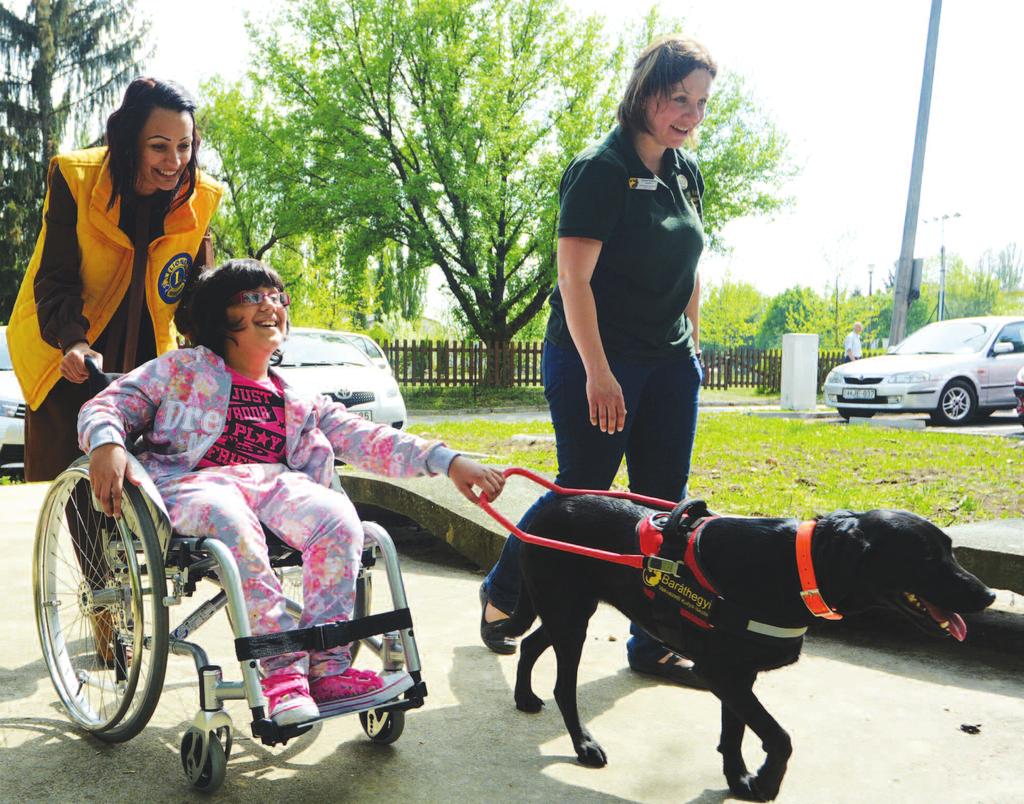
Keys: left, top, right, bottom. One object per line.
{"left": 158, "top": 252, "right": 192, "bottom": 304}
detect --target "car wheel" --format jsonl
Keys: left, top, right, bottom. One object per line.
{"left": 837, "top": 408, "right": 874, "bottom": 420}
{"left": 930, "top": 380, "right": 977, "bottom": 426}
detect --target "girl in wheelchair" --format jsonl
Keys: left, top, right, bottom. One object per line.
{"left": 78, "top": 258, "right": 505, "bottom": 727}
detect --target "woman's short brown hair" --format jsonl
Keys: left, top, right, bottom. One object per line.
{"left": 617, "top": 35, "right": 718, "bottom": 136}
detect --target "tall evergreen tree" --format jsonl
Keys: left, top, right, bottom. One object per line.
{"left": 0, "top": 0, "right": 147, "bottom": 320}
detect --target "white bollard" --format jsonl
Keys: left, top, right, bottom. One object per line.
{"left": 781, "top": 333, "right": 819, "bottom": 411}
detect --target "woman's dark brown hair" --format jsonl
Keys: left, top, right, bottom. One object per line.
{"left": 617, "top": 35, "right": 718, "bottom": 137}
{"left": 105, "top": 77, "right": 201, "bottom": 212}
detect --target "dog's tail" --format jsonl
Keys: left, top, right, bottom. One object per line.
{"left": 502, "top": 579, "right": 536, "bottom": 638}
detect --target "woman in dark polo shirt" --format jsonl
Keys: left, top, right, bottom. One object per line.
{"left": 479, "top": 35, "right": 715, "bottom": 688}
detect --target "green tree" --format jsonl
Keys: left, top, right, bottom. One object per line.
{"left": 755, "top": 286, "right": 829, "bottom": 349}
{"left": 700, "top": 276, "right": 766, "bottom": 348}
{"left": 0, "top": 0, "right": 147, "bottom": 320}
{"left": 977, "top": 243, "right": 1023, "bottom": 293}
{"left": 207, "top": 0, "right": 793, "bottom": 382}
{"left": 943, "top": 255, "right": 1002, "bottom": 319}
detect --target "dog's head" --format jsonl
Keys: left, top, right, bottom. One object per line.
{"left": 818, "top": 510, "right": 995, "bottom": 641}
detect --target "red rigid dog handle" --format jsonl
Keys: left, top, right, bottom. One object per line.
{"left": 476, "top": 467, "right": 678, "bottom": 569}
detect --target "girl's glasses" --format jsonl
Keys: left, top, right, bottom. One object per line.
{"left": 228, "top": 290, "right": 291, "bottom": 307}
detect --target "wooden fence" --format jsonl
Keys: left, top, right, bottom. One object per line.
{"left": 383, "top": 339, "right": 851, "bottom": 393}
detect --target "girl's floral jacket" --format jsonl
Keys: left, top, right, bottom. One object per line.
{"left": 78, "top": 346, "right": 456, "bottom": 486}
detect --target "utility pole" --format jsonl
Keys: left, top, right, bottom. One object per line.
{"left": 890, "top": 0, "right": 942, "bottom": 346}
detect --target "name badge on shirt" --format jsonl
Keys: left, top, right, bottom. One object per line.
{"left": 629, "top": 177, "right": 658, "bottom": 191}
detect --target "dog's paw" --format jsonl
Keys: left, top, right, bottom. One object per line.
{"left": 726, "top": 772, "right": 775, "bottom": 802}
{"left": 574, "top": 736, "right": 608, "bottom": 768}
{"left": 512, "top": 692, "right": 544, "bottom": 712}
{"left": 512, "top": 688, "right": 544, "bottom": 716}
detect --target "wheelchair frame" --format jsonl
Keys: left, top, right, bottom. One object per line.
{"left": 33, "top": 454, "right": 427, "bottom": 793}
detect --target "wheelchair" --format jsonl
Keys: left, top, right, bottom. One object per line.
{"left": 32, "top": 452, "right": 427, "bottom": 793}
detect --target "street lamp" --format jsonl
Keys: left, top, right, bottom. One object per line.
{"left": 923, "top": 212, "right": 960, "bottom": 320}
{"left": 868, "top": 263, "right": 875, "bottom": 296}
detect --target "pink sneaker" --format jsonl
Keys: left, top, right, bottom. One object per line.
{"left": 310, "top": 667, "right": 385, "bottom": 703}
{"left": 261, "top": 672, "right": 320, "bottom": 726}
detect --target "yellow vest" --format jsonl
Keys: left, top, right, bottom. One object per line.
{"left": 9, "top": 147, "right": 223, "bottom": 409}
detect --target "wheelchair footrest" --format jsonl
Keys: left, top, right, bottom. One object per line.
{"left": 236, "top": 609, "right": 413, "bottom": 661}
{"left": 249, "top": 670, "right": 425, "bottom": 747}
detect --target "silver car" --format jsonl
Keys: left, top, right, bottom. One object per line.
{"left": 823, "top": 316, "right": 1024, "bottom": 425}
{"left": 0, "top": 327, "right": 26, "bottom": 471}
{"left": 342, "top": 332, "right": 392, "bottom": 374}
{"left": 274, "top": 327, "right": 407, "bottom": 429}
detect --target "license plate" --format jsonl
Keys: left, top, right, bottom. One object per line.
{"left": 351, "top": 410, "right": 373, "bottom": 420}
{"left": 843, "top": 388, "right": 876, "bottom": 400}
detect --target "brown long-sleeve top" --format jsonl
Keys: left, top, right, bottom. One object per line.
{"left": 33, "top": 165, "right": 214, "bottom": 373}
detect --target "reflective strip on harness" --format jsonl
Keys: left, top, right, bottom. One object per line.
{"left": 235, "top": 609, "right": 413, "bottom": 661}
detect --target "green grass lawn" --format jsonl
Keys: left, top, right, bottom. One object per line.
{"left": 401, "top": 385, "right": 776, "bottom": 410}
{"left": 408, "top": 411, "right": 1024, "bottom": 526}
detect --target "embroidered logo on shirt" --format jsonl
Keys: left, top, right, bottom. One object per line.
{"left": 628, "top": 177, "right": 658, "bottom": 191}
{"left": 158, "top": 252, "right": 192, "bottom": 304}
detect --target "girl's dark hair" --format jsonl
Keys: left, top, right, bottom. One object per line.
{"left": 617, "top": 35, "right": 717, "bottom": 138}
{"left": 105, "top": 77, "right": 201, "bottom": 211}
{"left": 179, "top": 259, "right": 287, "bottom": 358}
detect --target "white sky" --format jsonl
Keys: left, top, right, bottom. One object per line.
{"left": 142, "top": 0, "right": 1024, "bottom": 298}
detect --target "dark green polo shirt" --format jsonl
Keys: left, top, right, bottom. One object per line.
{"left": 545, "top": 126, "right": 705, "bottom": 362}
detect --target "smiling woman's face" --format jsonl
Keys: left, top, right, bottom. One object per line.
{"left": 643, "top": 68, "right": 714, "bottom": 150}
{"left": 135, "top": 107, "right": 193, "bottom": 195}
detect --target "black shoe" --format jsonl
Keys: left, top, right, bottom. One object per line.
{"left": 479, "top": 583, "right": 516, "bottom": 655}
{"left": 628, "top": 653, "right": 710, "bottom": 690}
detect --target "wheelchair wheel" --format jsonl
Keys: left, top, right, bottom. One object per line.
{"left": 33, "top": 465, "right": 169, "bottom": 742}
{"left": 180, "top": 726, "right": 230, "bottom": 793}
{"left": 359, "top": 708, "right": 404, "bottom": 744}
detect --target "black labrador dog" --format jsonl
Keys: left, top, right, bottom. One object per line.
{"left": 502, "top": 494, "right": 995, "bottom": 802}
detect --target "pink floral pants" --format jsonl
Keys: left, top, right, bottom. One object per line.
{"left": 159, "top": 464, "right": 363, "bottom": 678}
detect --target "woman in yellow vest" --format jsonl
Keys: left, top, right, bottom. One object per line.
{"left": 9, "top": 78, "right": 223, "bottom": 482}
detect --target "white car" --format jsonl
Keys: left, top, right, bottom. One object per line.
{"left": 274, "top": 327, "right": 407, "bottom": 428}
{"left": 823, "top": 316, "right": 1024, "bottom": 425}
{"left": 0, "top": 327, "right": 26, "bottom": 471}
{"left": 342, "top": 332, "right": 392, "bottom": 374}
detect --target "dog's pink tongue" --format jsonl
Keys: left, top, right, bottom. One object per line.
{"left": 922, "top": 600, "right": 967, "bottom": 642}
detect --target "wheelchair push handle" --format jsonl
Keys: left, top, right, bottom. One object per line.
{"left": 84, "top": 355, "right": 121, "bottom": 396}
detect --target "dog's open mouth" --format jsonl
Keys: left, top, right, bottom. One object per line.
{"left": 900, "top": 592, "right": 967, "bottom": 641}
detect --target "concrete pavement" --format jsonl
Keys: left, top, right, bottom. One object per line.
{"left": 2, "top": 481, "right": 1023, "bottom": 803}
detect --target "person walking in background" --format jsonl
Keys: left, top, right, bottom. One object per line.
{"left": 844, "top": 321, "right": 864, "bottom": 362}
{"left": 478, "top": 34, "right": 715, "bottom": 689}
{"left": 8, "top": 77, "right": 223, "bottom": 482}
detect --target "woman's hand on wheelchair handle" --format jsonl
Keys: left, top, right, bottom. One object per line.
{"left": 88, "top": 443, "right": 141, "bottom": 518}
{"left": 448, "top": 456, "right": 506, "bottom": 504}
{"left": 61, "top": 342, "right": 103, "bottom": 384}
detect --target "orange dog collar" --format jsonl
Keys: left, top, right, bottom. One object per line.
{"left": 795, "top": 520, "right": 843, "bottom": 620}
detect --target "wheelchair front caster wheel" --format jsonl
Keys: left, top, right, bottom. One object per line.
{"left": 360, "top": 708, "right": 404, "bottom": 744}
{"left": 180, "top": 726, "right": 229, "bottom": 793}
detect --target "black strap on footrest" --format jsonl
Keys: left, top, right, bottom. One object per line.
{"left": 235, "top": 609, "right": 413, "bottom": 661}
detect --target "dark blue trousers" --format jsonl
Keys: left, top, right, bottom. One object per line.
{"left": 483, "top": 340, "right": 702, "bottom": 662}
